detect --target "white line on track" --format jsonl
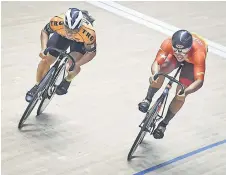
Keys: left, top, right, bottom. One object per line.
{"left": 87, "top": 1, "right": 226, "bottom": 59}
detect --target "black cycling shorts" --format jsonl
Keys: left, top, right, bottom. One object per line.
{"left": 47, "top": 32, "right": 86, "bottom": 57}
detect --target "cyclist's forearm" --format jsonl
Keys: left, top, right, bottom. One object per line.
{"left": 40, "top": 30, "right": 49, "bottom": 50}
{"left": 185, "top": 79, "right": 203, "bottom": 95}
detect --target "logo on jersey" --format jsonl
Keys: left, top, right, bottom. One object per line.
{"left": 160, "top": 54, "right": 167, "bottom": 60}
{"left": 51, "top": 21, "right": 64, "bottom": 26}
{"left": 82, "top": 29, "right": 94, "bottom": 41}
{"left": 193, "top": 37, "right": 204, "bottom": 46}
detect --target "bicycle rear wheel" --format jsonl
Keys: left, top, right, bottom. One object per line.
{"left": 37, "top": 64, "right": 65, "bottom": 115}
{"left": 18, "top": 67, "right": 55, "bottom": 129}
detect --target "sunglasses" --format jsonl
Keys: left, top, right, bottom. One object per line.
{"left": 172, "top": 46, "right": 191, "bottom": 55}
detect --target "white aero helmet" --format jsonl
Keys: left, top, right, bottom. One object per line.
{"left": 64, "top": 8, "right": 83, "bottom": 30}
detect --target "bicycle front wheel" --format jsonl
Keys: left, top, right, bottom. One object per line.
{"left": 37, "top": 63, "right": 65, "bottom": 115}
{"left": 127, "top": 126, "right": 147, "bottom": 161}
{"left": 18, "top": 67, "right": 56, "bottom": 129}
{"left": 18, "top": 93, "right": 39, "bottom": 129}
{"left": 127, "top": 101, "right": 160, "bottom": 160}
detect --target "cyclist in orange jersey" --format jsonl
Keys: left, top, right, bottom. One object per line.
{"left": 138, "top": 29, "right": 208, "bottom": 139}
{"left": 25, "top": 8, "right": 96, "bottom": 102}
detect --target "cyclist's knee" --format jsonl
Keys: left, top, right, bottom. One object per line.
{"left": 40, "top": 55, "right": 55, "bottom": 66}
{"left": 66, "top": 65, "right": 81, "bottom": 81}
{"left": 175, "top": 93, "right": 186, "bottom": 102}
{"left": 69, "top": 64, "right": 81, "bottom": 75}
{"left": 175, "top": 89, "right": 186, "bottom": 102}
{"left": 149, "top": 75, "right": 164, "bottom": 88}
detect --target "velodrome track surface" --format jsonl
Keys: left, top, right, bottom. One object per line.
{"left": 1, "top": 1, "right": 226, "bottom": 175}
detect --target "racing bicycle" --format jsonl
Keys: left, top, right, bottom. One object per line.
{"left": 18, "top": 47, "right": 75, "bottom": 129}
{"left": 127, "top": 63, "right": 185, "bottom": 160}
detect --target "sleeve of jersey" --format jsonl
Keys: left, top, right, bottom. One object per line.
{"left": 193, "top": 52, "right": 206, "bottom": 81}
{"left": 43, "top": 22, "right": 54, "bottom": 35}
{"left": 155, "top": 39, "right": 171, "bottom": 65}
{"left": 84, "top": 31, "right": 96, "bottom": 52}
{"left": 43, "top": 16, "right": 58, "bottom": 35}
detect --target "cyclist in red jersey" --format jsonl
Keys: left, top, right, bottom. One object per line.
{"left": 138, "top": 30, "right": 208, "bottom": 139}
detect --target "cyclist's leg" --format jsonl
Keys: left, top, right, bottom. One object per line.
{"left": 65, "top": 41, "right": 86, "bottom": 81}
{"left": 36, "top": 54, "right": 55, "bottom": 84}
{"left": 37, "top": 33, "right": 70, "bottom": 83}
{"left": 167, "top": 62, "right": 195, "bottom": 117}
{"left": 66, "top": 52, "right": 83, "bottom": 79}
{"left": 154, "top": 62, "right": 194, "bottom": 139}
{"left": 56, "top": 41, "right": 96, "bottom": 95}
{"left": 55, "top": 51, "right": 83, "bottom": 95}
{"left": 139, "top": 56, "right": 179, "bottom": 113}
{"left": 25, "top": 33, "right": 69, "bottom": 102}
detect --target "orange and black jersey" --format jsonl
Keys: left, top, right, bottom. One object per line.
{"left": 43, "top": 12, "right": 96, "bottom": 52}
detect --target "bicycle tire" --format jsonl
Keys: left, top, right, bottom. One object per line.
{"left": 127, "top": 125, "right": 147, "bottom": 161}
{"left": 18, "top": 67, "right": 55, "bottom": 129}
{"left": 127, "top": 101, "right": 160, "bottom": 161}
{"left": 37, "top": 63, "right": 66, "bottom": 115}
{"left": 18, "top": 93, "right": 39, "bottom": 129}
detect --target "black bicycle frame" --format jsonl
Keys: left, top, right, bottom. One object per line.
{"left": 40, "top": 47, "right": 76, "bottom": 98}
{"left": 153, "top": 63, "right": 185, "bottom": 118}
